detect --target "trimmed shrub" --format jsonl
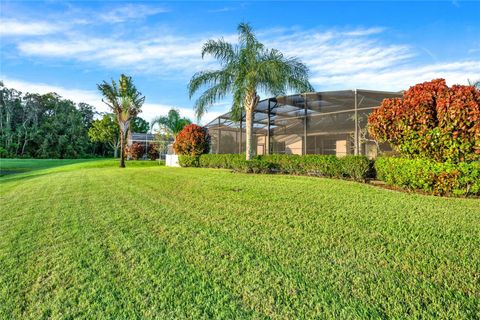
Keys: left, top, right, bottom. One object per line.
{"left": 368, "top": 79, "right": 480, "bottom": 162}
{"left": 178, "top": 155, "right": 199, "bottom": 167}
{"left": 173, "top": 124, "right": 210, "bottom": 156}
{"left": 375, "top": 157, "right": 480, "bottom": 196}
{"left": 125, "top": 143, "right": 145, "bottom": 160}
{"left": 198, "top": 154, "right": 245, "bottom": 169}
{"left": 340, "top": 156, "right": 373, "bottom": 182}
{"left": 179, "top": 153, "right": 371, "bottom": 181}
{"left": 234, "top": 159, "right": 274, "bottom": 174}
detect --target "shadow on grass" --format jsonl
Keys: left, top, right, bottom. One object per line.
{"left": 0, "top": 159, "right": 165, "bottom": 184}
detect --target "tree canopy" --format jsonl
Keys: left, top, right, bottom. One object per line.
{"left": 151, "top": 109, "right": 191, "bottom": 137}
{"left": 97, "top": 74, "right": 145, "bottom": 167}
{"left": 1, "top": 82, "right": 95, "bottom": 158}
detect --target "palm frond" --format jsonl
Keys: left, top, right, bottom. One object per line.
{"left": 201, "top": 38, "right": 235, "bottom": 63}
{"left": 188, "top": 70, "right": 226, "bottom": 98}
{"left": 193, "top": 83, "right": 230, "bottom": 119}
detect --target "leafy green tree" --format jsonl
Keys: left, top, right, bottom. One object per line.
{"left": 97, "top": 74, "right": 145, "bottom": 168}
{"left": 151, "top": 109, "right": 191, "bottom": 137}
{"left": 88, "top": 114, "right": 120, "bottom": 157}
{"left": 131, "top": 116, "right": 149, "bottom": 133}
{"left": 1, "top": 82, "right": 96, "bottom": 158}
{"left": 188, "top": 23, "right": 314, "bottom": 160}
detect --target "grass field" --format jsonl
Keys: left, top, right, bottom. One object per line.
{"left": 1, "top": 159, "right": 479, "bottom": 319}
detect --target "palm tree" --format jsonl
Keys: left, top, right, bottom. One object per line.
{"left": 97, "top": 74, "right": 145, "bottom": 168}
{"left": 468, "top": 79, "right": 480, "bottom": 89}
{"left": 151, "top": 108, "right": 191, "bottom": 137}
{"left": 189, "top": 23, "right": 314, "bottom": 160}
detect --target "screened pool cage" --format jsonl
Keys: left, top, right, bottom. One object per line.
{"left": 205, "top": 90, "right": 402, "bottom": 158}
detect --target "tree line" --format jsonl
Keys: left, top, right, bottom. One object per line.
{"left": 0, "top": 81, "right": 149, "bottom": 159}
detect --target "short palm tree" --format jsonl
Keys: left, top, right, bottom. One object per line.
{"left": 151, "top": 109, "right": 191, "bottom": 137}
{"left": 189, "top": 22, "right": 314, "bottom": 160}
{"left": 97, "top": 74, "right": 145, "bottom": 168}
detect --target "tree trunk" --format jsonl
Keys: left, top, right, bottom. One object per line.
{"left": 245, "top": 106, "right": 254, "bottom": 160}
{"left": 244, "top": 92, "right": 260, "bottom": 161}
{"left": 113, "top": 147, "right": 118, "bottom": 158}
{"left": 119, "top": 128, "right": 126, "bottom": 168}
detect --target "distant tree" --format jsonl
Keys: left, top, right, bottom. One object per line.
{"left": 131, "top": 116, "right": 149, "bottom": 133}
{"left": 151, "top": 109, "right": 191, "bottom": 137}
{"left": 189, "top": 22, "right": 314, "bottom": 160}
{"left": 97, "top": 74, "right": 145, "bottom": 168}
{"left": 1, "top": 81, "right": 96, "bottom": 158}
{"left": 88, "top": 114, "right": 120, "bottom": 157}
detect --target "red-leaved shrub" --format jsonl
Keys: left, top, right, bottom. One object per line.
{"left": 368, "top": 79, "right": 480, "bottom": 162}
{"left": 147, "top": 144, "right": 159, "bottom": 160}
{"left": 173, "top": 124, "right": 210, "bottom": 156}
{"left": 125, "top": 143, "right": 145, "bottom": 160}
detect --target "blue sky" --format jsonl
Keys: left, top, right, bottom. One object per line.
{"left": 1, "top": 1, "right": 479, "bottom": 124}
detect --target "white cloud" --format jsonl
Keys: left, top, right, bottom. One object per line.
{"left": 310, "top": 60, "right": 480, "bottom": 91}
{"left": 0, "top": 19, "right": 61, "bottom": 36}
{"left": 1, "top": 77, "right": 103, "bottom": 109}
{"left": 16, "top": 35, "right": 211, "bottom": 75}
{"left": 4, "top": 22, "right": 480, "bottom": 118}
{"left": 99, "top": 4, "right": 169, "bottom": 23}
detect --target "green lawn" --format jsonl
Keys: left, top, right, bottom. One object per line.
{"left": 1, "top": 160, "right": 479, "bottom": 319}
{"left": 0, "top": 158, "right": 94, "bottom": 176}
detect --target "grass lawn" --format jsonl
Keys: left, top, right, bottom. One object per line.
{"left": 0, "top": 158, "right": 95, "bottom": 176}
{"left": 1, "top": 159, "right": 479, "bottom": 319}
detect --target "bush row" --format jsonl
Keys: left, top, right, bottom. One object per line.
{"left": 179, "top": 154, "right": 373, "bottom": 182}
{"left": 375, "top": 157, "right": 480, "bottom": 196}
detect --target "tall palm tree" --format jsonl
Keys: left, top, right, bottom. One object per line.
{"left": 151, "top": 108, "right": 191, "bottom": 137}
{"left": 189, "top": 23, "right": 314, "bottom": 160}
{"left": 97, "top": 74, "right": 145, "bottom": 168}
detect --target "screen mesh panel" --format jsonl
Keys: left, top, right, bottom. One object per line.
{"left": 205, "top": 89, "right": 402, "bottom": 157}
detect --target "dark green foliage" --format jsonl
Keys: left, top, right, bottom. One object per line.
{"left": 88, "top": 114, "right": 120, "bottom": 157}
{"left": 151, "top": 109, "right": 191, "bottom": 136}
{"left": 179, "top": 154, "right": 372, "bottom": 181}
{"left": 375, "top": 157, "right": 480, "bottom": 196}
{"left": 232, "top": 158, "right": 274, "bottom": 174}
{"left": 130, "top": 116, "right": 149, "bottom": 133}
{"left": 0, "top": 83, "right": 96, "bottom": 158}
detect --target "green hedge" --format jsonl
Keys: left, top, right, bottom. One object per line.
{"left": 179, "top": 154, "right": 373, "bottom": 182}
{"left": 375, "top": 157, "right": 480, "bottom": 196}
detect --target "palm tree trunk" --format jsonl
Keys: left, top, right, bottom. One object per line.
{"left": 119, "top": 129, "right": 126, "bottom": 168}
{"left": 245, "top": 92, "right": 259, "bottom": 161}
{"left": 245, "top": 106, "right": 254, "bottom": 160}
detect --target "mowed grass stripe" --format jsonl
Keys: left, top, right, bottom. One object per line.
{"left": 2, "top": 169, "right": 260, "bottom": 319}
{"left": 117, "top": 169, "right": 382, "bottom": 319}
{"left": 1, "top": 163, "right": 479, "bottom": 318}
{"left": 121, "top": 168, "right": 479, "bottom": 318}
